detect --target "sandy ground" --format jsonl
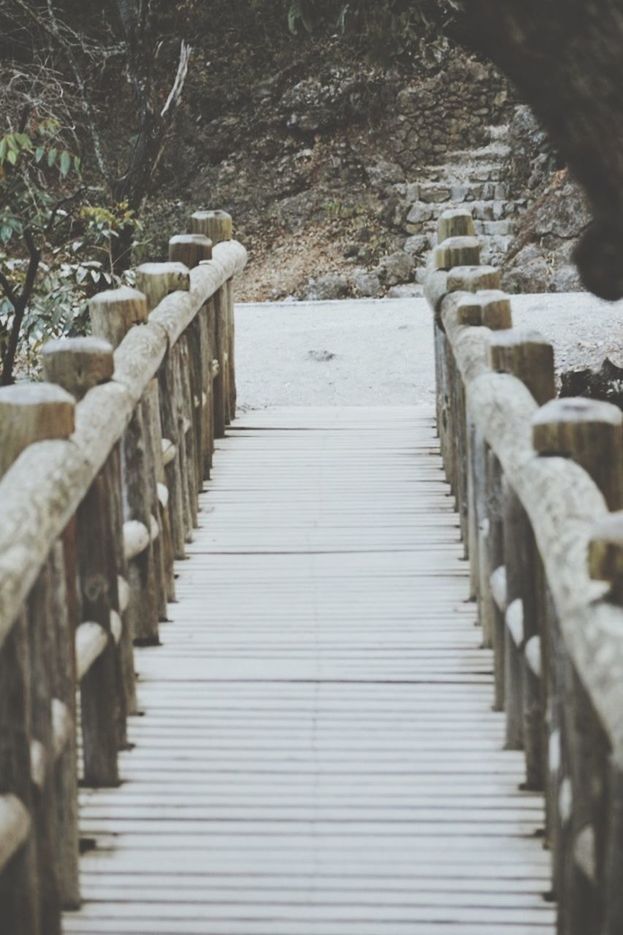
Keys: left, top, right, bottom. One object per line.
{"left": 235, "top": 293, "right": 623, "bottom": 410}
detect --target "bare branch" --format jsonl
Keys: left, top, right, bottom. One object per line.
{"left": 161, "top": 41, "right": 192, "bottom": 118}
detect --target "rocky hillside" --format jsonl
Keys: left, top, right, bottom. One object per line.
{"left": 139, "top": 14, "right": 589, "bottom": 303}
{"left": 500, "top": 107, "right": 590, "bottom": 295}
{"left": 143, "top": 27, "right": 515, "bottom": 302}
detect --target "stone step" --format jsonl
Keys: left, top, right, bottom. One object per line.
{"left": 421, "top": 162, "right": 507, "bottom": 185}
{"left": 404, "top": 199, "right": 522, "bottom": 231}
{"left": 474, "top": 219, "right": 515, "bottom": 237}
{"left": 416, "top": 181, "right": 509, "bottom": 204}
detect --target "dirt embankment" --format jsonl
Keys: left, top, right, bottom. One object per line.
{"left": 142, "top": 16, "right": 510, "bottom": 302}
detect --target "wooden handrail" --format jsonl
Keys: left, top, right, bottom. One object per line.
{"left": 427, "top": 207, "right": 623, "bottom": 934}
{"left": 0, "top": 210, "right": 247, "bottom": 929}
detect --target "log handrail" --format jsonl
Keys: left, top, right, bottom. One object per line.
{"left": 0, "top": 209, "right": 247, "bottom": 929}
{"left": 427, "top": 207, "right": 623, "bottom": 934}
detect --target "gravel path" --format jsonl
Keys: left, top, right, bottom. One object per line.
{"left": 235, "top": 294, "right": 623, "bottom": 410}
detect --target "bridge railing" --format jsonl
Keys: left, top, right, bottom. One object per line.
{"left": 426, "top": 209, "right": 623, "bottom": 935}
{"left": 0, "top": 210, "right": 247, "bottom": 932}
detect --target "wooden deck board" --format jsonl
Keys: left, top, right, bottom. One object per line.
{"left": 65, "top": 405, "right": 553, "bottom": 935}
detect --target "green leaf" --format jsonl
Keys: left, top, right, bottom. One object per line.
{"left": 0, "top": 138, "right": 7, "bottom": 163}
{"left": 47, "top": 148, "right": 57, "bottom": 167}
{"left": 0, "top": 226, "right": 13, "bottom": 244}
{"left": 35, "top": 146, "right": 45, "bottom": 163}
{"left": 59, "top": 151, "right": 71, "bottom": 177}
{"left": 6, "top": 149, "right": 18, "bottom": 166}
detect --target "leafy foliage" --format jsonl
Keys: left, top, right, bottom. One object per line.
{"left": 0, "top": 117, "right": 130, "bottom": 381}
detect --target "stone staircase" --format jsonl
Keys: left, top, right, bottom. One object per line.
{"left": 403, "top": 124, "right": 526, "bottom": 285}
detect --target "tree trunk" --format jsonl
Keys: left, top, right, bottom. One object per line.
{"left": 447, "top": 0, "right": 623, "bottom": 300}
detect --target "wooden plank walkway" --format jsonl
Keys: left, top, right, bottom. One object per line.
{"left": 65, "top": 405, "right": 555, "bottom": 935}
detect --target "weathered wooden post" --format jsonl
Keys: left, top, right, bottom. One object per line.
{"left": 168, "top": 233, "right": 213, "bottom": 268}
{"left": 42, "top": 336, "right": 138, "bottom": 727}
{"left": 0, "top": 383, "right": 75, "bottom": 932}
{"left": 89, "top": 287, "right": 162, "bottom": 644}
{"left": 489, "top": 329, "right": 556, "bottom": 759}
{"left": 589, "top": 515, "right": 623, "bottom": 935}
{"left": 166, "top": 235, "right": 213, "bottom": 521}
{"left": 134, "top": 263, "right": 192, "bottom": 572}
{"left": 43, "top": 338, "right": 125, "bottom": 786}
{"left": 533, "top": 396, "right": 623, "bottom": 930}
{"left": 488, "top": 328, "right": 556, "bottom": 406}
{"left": 191, "top": 210, "right": 235, "bottom": 432}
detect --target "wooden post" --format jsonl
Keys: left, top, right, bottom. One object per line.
{"left": 587, "top": 519, "right": 623, "bottom": 934}
{"left": 589, "top": 512, "right": 623, "bottom": 603}
{"left": 168, "top": 233, "right": 212, "bottom": 268}
{"left": 602, "top": 761, "right": 623, "bottom": 935}
{"left": 0, "top": 383, "right": 76, "bottom": 934}
{"left": 190, "top": 209, "right": 233, "bottom": 243}
{"left": 49, "top": 541, "right": 80, "bottom": 911}
{"left": 433, "top": 236, "right": 481, "bottom": 271}
{"left": 532, "top": 397, "right": 623, "bottom": 510}
{"left": 43, "top": 337, "right": 138, "bottom": 723}
{"left": 212, "top": 286, "right": 229, "bottom": 439}
{"left": 89, "top": 287, "right": 162, "bottom": 645}
{"left": 26, "top": 563, "right": 62, "bottom": 934}
{"left": 89, "top": 286, "right": 148, "bottom": 348}
{"left": 42, "top": 337, "right": 114, "bottom": 398}
{"left": 437, "top": 208, "right": 475, "bottom": 242}
{"left": 192, "top": 211, "right": 236, "bottom": 424}
{"left": 482, "top": 450, "right": 504, "bottom": 671}
{"left": 0, "top": 383, "right": 74, "bottom": 477}
{"left": 0, "top": 611, "right": 39, "bottom": 935}
{"left": 76, "top": 468, "right": 121, "bottom": 785}
{"left": 135, "top": 262, "right": 190, "bottom": 311}
{"left": 504, "top": 487, "right": 543, "bottom": 789}
{"left": 533, "top": 402, "right": 622, "bottom": 926}
{"left": 489, "top": 328, "right": 556, "bottom": 405}
{"left": 502, "top": 483, "right": 528, "bottom": 752}
{"left": 158, "top": 350, "right": 188, "bottom": 559}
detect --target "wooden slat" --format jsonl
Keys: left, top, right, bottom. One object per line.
{"left": 65, "top": 405, "right": 552, "bottom": 935}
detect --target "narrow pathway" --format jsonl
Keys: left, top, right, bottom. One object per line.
{"left": 66, "top": 406, "right": 554, "bottom": 935}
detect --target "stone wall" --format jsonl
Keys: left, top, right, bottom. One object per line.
{"left": 392, "top": 56, "right": 512, "bottom": 171}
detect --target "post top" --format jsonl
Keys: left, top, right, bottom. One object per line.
{"left": 135, "top": 261, "right": 190, "bottom": 277}
{"left": 169, "top": 233, "right": 213, "bottom": 247}
{"left": 456, "top": 294, "right": 484, "bottom": 326}
{"left": 533, "top": 397, "right": 623, "bottom": 432}
{"left": 489, "top": 327, "right": 550, "bottom": 349}
{"left": 477, "top": 289, "right": 510, "bottom": 306}
{"left": 447, "top": 265, "right": 501, "bottom": 293}
{"left": 192, "top": 209, "right": 232, "bottom": 221}
{"left": 0, "top": 381, "right": 75, "bottom": 408}
{"left": 433, "top": 236, "right": 481, "bottom": 272}
{"left": 89, "top": 285, "right": 148, "bottom": 310}
{"left": 0, "top": 382, "right": 75, "bottom": 476}
{"left": 589, "top": 512, "right": 623, "bottom": 586}
{"left": 42, "top": 337, "right": 114, "bottom": 398}
{"left": 43, "top": 336, "right": 113, "bottom": 357}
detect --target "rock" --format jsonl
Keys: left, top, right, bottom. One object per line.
{"left": 367, "top": 161, "right": 405, "bottom": 186}
{"left": 387, "top": 284, "right": 423, "bottom": 299}
{"left": 303, "top": 273, "right": 350, "bottom": 301}
{"left": 351, "top": 268, "right": 383, "bottom": 298}
{"left": 378, "top": 251, "right": 415, "bottom": 287}
{"left": 502, "top": 244, "right": 550, "bottom": 293}
{"left": 307, "top": 350, "right": 336, "bottom": 362}
{"left": 282, "top": 69, "right": 371, "bottom": 135}
{"left": 405, "top": 203, "right": 434, "bottom": 233}
{"left": 550, "top": 264, "right": 583, "bottom": 293}
{"left": 403, "top": 235, "right": 430, "bottom": 258}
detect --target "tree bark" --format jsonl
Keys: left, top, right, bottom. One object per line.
{"left": 447, "top": 0, "right": 623, "bottom": 299}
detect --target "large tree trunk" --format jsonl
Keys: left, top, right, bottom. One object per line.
{"left": 445, "top": 0, "right": 623, "bottom": 300}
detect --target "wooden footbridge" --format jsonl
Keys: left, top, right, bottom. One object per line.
{"left": 1, "top": 209, "right": 623, "bottom": 935}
